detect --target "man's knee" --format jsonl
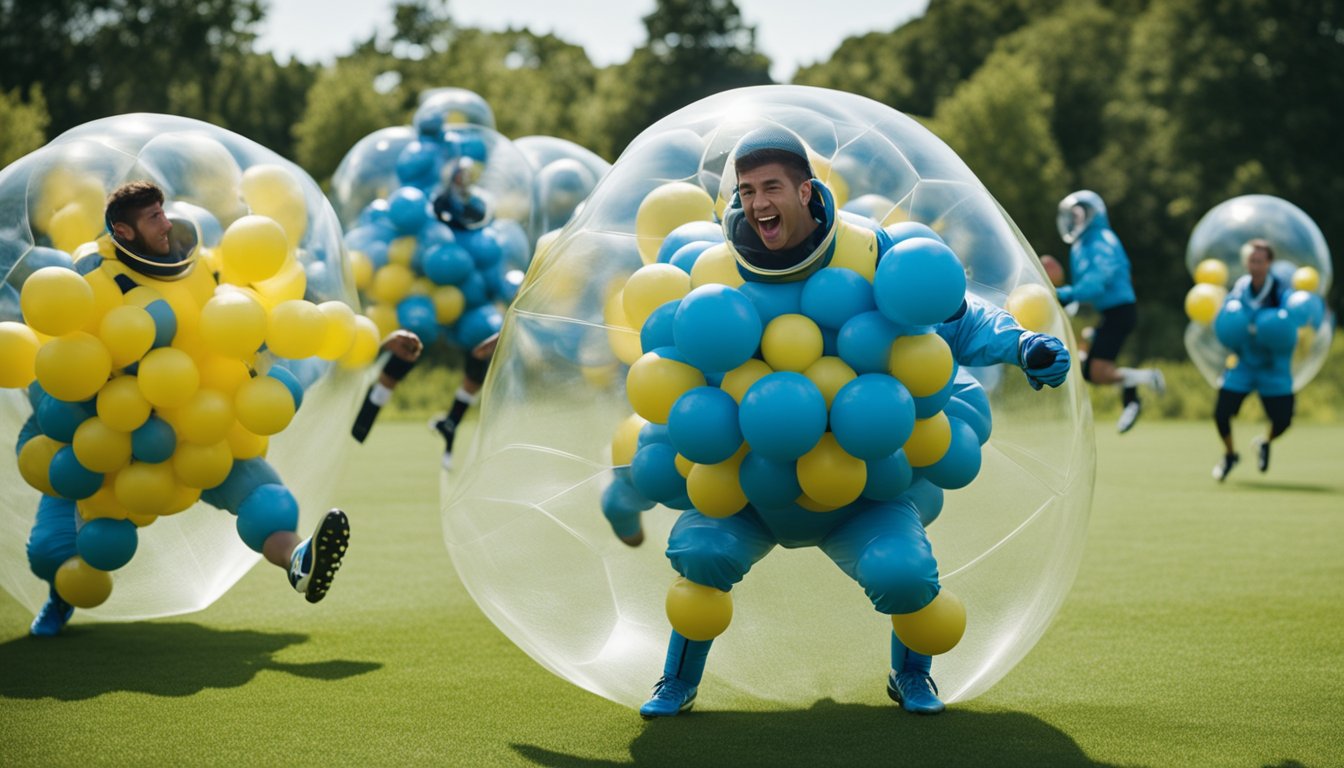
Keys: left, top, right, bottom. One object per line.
{"left": 667, "top": 526, "right": 756, "bottom": 593}
{"left": 27, "top": 497, "right": 79, "bottom": 583}
{"left": 856, "top": 537, "right": 939, "bottom": 615}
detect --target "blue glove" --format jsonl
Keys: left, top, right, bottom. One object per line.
{"left": 1019, "top": 333, "right": 1070, "bottom": 390}
{"left": 1055, "top": 285, "right": 1075, "bottom": 305}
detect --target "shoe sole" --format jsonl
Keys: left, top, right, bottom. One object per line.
{"left": 305, "top": 510, "right": 350, "bottom": 604}
{"left": 639, "top": 694, "right": 696, "bottom": 720}
{"left": 886, "top": 682, "right": 944, "bottom": 715}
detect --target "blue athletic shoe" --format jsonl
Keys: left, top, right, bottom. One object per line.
{"left": 288, "top": 509, "right": 350, "bottom": 604}
{"left": 639, "top": 676, "right": 698, "bottom": 718}
{"left": 30, "top": 590, "right": 74, "bottom": 637}
{"left": 887, "top": 670, "right": 945, "bottom": 715}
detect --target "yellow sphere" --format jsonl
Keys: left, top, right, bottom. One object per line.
{"left": 197, "top": 355, "right": 251, "bottom": 396}
{"left": 137, "top": 347, "right": 200, "bottom": 409}
{"left": 622, "top": 263, "right": 691, "bottom": 330}
{"left": 21, "top": 266, "right": 94, "bottom": 336}
{"left": 665, "top": 577, "right": 733, "bottom": 641}
{"left": 18, "top": 434, "right": 62, "bottom": 496}
{"left": 891, "top": 589, "right": 967, "bottom": 655}
{"left": 365, "top": 303, "right": 400, "bottom": 341}
{"left": 240, "top": 164, "right": 308, "bottom": 247}
{"left": 97, "top": 375, "right": 152, "bottom": 432}
{"left": 200, "top": 290, "right": 269, "bottom": 359}
{"left": 796, "top": 433, "right": 867, "bottom": 508}
{"left": 635, "top": 182, "right": 716, "bottom": 264}
{"left": 808, "top": 153, "right": 850, "bottom": 208}
{"left": 762, "top": 314, "right": 823, "bottom": 373}
{"left": 226, "top": 420, "right": 269, "bottom": 460}
{"left": 48, "top": 201, "right": 103, "bottom": 254}
{"left": 888, "top": 333, "right": 953, "bottom": 398}
{"left": 371, "top": 263, "right": 416, "bottom": 306}
{"left": 72, "top": 417, "right": 133, "bottom": 473}
{"left": 173, "top": 439, "right": 234, "bottom": 489}
{"left": 688, "top": 243, "right": 745, "bottom": 289}
{"left": 720, "top": 358, "right": 774, "bottom": 403}
{"left": 611, "top": 412, "right": 647, "bottom": 466}
{"left": 114, "top": 460, "right": 177, "bottom": 516}
{"left": 82, "top": 267, "right": 124, "bottom": 333}
{"left": 266, "top": 300, "right": 327, "bottom": 359}
{"left": 252, "top": 256, "right": 307, "bottom": 307}
{"left": 35, "top": 331, "right": 112, "bottom": 402}
{"left": 1184, "top": 283, "right": 1227, "bottom": 325}
{"left": 175, "top": 388, "right": 235, "bottom": 444}
{"left": 1005, "top": 284, "right": 1057, "bottom": 333}
{"left": 0, "top": 321, "right": 40, "bottom": 388}
{"left": 432, "top": 286, "right": 466, "bottom": 325}
{"left": 1194, "top": 258, "right": 1230, "bottom": 287}
{"left": 97, "top": 304, "right": 156, "bottom": 368}
{"left": 674, "top": 452, "right": 694, "bottom": 478}
{"left": 234, "top": 375, "right": 296, "bottom": 435}
{"left": 350, "top": 250, "right": 374, "bottom": 291}
{"left": 625, "top": 351, "right": 706, "bottom": 424}
{"left": 338, "top": 315, "right": 381, "bottom": 370}
{"left": 388, "top": 236, "right": 417, "bottom": 266}
{"left": 78, "top": 482, "right": 130, "bottom": 521}
{"left": 220, "top": 214, "right": 289, "bottom": 284}
{"left": 603, "top": 288, "right": 643, "bottom": 366}
{"left": 1292, "top": 266, "right": 1321, "bottom": 293}
{"left": 796, "top": 492, "right": 842, "bottom": 513}
{"left": 686, "top": 456, "right": 749, "bottom": 518}
{"left": 904, "top": 412, "right": 952, "bottom": 467}
{"left": 314, "top": 301, "right": 358, "bottom": 361}
{"left": 802, "top": 356, "right": 857, "bottom": 408}
{"left": 54, "top": 557, "right": 113, "bottom": 608}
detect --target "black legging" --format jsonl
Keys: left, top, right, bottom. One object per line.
{"left": 1214, "top": 389, "right": 1294, "bottom": 439}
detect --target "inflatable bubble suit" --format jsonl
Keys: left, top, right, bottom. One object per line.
{"left": 514, "top": 136, "right": 611, "bottom": 237}
{"left": 1182, "top": 195, "right": 1334, "bottom": 391}
{"left": 0, "top": 113, "right": 371, "bottom": 620}
{"left": 444, "top": 85, "right": 1095, "bottom": 708}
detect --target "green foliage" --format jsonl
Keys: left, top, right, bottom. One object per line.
{"left": 292, "top": 57, "right": 405, "bottom": 184}
{"left": 0, "top": 86, "right": 48, "bottom": 166}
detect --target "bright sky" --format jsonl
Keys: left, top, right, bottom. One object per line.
{"left": 256, "top": 0, "right": 929, "bottom": 81}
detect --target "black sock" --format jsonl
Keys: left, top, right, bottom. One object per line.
{"left": 448, "top": 394, "right": 471, "bottom": 426}
{"left": 351, "top": 386, "right": 381, "bottom": 443}
{"left": 1122, "top": 386, "right": 1139, "bottom": 406}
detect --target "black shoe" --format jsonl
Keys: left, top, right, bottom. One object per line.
{"left": 288, "top": 509, "right": 351, "bottom": 604}
{"left": 428, "top": 414, "right": 456, "bottom": 469}
{"left": 1254, "top": 438, "right": 1270, "bottom": 473}
{"left": 1212, "top": 452, "right": 1239, "bottom": 482}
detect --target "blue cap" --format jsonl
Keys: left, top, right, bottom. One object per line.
{"left": 732, "top": 126, "right": 813, "bottom": 176}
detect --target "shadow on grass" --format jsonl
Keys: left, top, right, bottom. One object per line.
{"left": 0, "top": 622, "right": 381, "bottom": 700}
{"left": 1229, "top": 479, "right": 1342, "bottom": 494}
{"left": 513, "top": 699, "right": 1123, "bottom": 768}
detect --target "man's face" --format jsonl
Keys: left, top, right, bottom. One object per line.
{"left": 118, "top": 202, "right": 173, "bottom": 257}
{"left": 736, "top": 162, "right": 813, "bottom": 251}
{"left": 1246, "top": 247, "right": 1271, "bottom": 282}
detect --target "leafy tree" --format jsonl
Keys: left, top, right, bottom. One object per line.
{"left": 293, "top": 56, "right": 405, "bottom": 183}
{"left": 0, "top": 86, "right": 48, "bottom": 165}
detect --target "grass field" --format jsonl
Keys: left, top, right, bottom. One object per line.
{"left": 1, "top": 419, "right": 1341, "bottom": 767}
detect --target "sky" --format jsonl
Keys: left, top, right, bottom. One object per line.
{"left": 255, "top": 0, "right": 929, "bottom": 81}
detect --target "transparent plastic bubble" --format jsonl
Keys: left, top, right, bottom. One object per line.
{"left": 1183, "top": 195, "right": 1334, "bottom": 391}
{"left": 514, "top": 136, "right": 611, "bottom": 236}
{"left": 0, "top": 113, "right": 362, "bottom": 620}
{"left": 413, "top": 87, "right": 496, "bottom": 135}
{"left": 444, "top": 86, "right": 1094, "bottom": 708}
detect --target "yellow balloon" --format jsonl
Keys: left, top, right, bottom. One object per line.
{"left": 114, "top": 460, "right": 177, "bottom": 516}
{"left": 240, "top": 164, "right": 308, "bottom": 247}
{"left": 265, "top": 300, "right": 327, "bottom": 360}
{"left": 808, "top": 153, "right": 849, "bottom": 208}
{"left": 1184, "top": 283, "right": 1227, "bottom": 325}
{"left": 905, "top": 412, "right": 952, "bottom": 467}
{"left": 0, "top": 321, "right": 40, "bottom": 388}
{"left": 603, "top": 288, "right": 644, "bottom": 366}
{"left": 688, "top": 243, "right": 744, "bottom": 289}
{"left": 97, "top": 304, "right": 156, "bottom": 368}
{"left": 315, "top": 301, "right": 357, "bottom": 361}
{"left": 173, "top": 439, "right": 234, "bottom": 489}
{"left": 891, "top": 589, "right": 966, "bottom": 656}
{"left": 97, "top": 375, "right": 152, "bottom": 432}
{"left": 802, "top": 356, "right": 856, "bottom": 408}
{"left": 338, "top": 315, "right": 382, "bottom": 370}
{"left": 251, "top": 255, "right": 308, "bottom": 309}
{"left": 78, "top": 481, "right": 131, "bottom": 521}
{"left": 371, "top": 263, "right": 416, "bottom": 306}
{"left": 625, "top": 351, "right": 706, "bottom": 424}
{"left": 611, "top": 412, "right": 647, "bottom": 466}
{"left": 54, "top": 557, "right": 113, "bottom": 608}
{"left": 137, "top": 347, "right": 200, "bottom": 409}
{"left": 665, "top": 577, "right": 733, "bottom": 641}
{"left": 34, "top": 167, "right": 104, "bottom": 232}
{"left": 762, "top": 314, "right": 823, "bottom": 373}
{"left": 175, "top": 388, "right": 235, "bottom": 444}
{"left": 163, "top": 483, "right": 203, "bottom": 515}
{"left": 796, "top": 433, "right": 866, "bottom": 509}
{"left": 234, "top": 375, "right": 296, "bottom": 435}
{"left": 21, "top": 266, "right": 94, "bottom": 336}
{"left": 635, "top": 182, "right": 716, "bottom": 264}
{"left": 432, "top": 285, "right": 466, "bottom": 325}
{"left": 1292, "top": 266, "right": 1321, "bottom": 292}
{"left": 18, "top": 434, "right": 63, "bottom": 496}
{"left": 796, "top": 492, "right": 842, "bottom": 513}
{"left": 1194, "top": 258, "right": 1230, "bottom": 287}
{"left": 199, "top": 290, "right": 269, "bottom": 359}
{"left": 388, "top": 236, "right": 417, "bottom": 266}
{"left": 72, "top": 417, "right": 132, "bottom": 473}
{"left": 674, "top": 452, "right": 694, "bottom": 478}
{"left": 47, "top": 201, "right": 102, "bottom": 254}
{"left": 1005, "top": 284, "right": 1057, "bottom": 333}
{"left": 888, "top": 333, "right": 953, "bottom": 398}
{"left": 349, "top": 249, "right": 374, "bottom": 291}
{"left": 226, "top": 420, "right": 269, "bottom": 460}
{"left": 720, "top": 358, "right": 773, "bottom": 403}
{"left": 220, "top": 214, "right": 289, "bottom": 284}
{"left": 197, "top": 355, "right": 251, "bottom": 396}
{"left": 686, "top": 455, "right": 749, "bottom": 518}
{"left": 828, "top": 223, "right": 880, "bottom": 281}
{"left": 35, "top": 331, "right": 112, "bottom": 402}
{"left": 81, "top": 266, "right": 123, "bottom": 333}
{"left": 365, "top": 303, "right": 401, "bottom": 341}
{"left": 623, "top": 263, "right": 691, "bottom": 330}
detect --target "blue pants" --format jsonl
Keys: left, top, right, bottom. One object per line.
{"left": 26, "top": 495, "right": 79, "bottom": 585}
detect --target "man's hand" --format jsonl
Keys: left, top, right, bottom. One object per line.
{"left": 1055, "top": 285, "right": 1075, "bottom": 305}
{"left": 381, "top": 329, "right": 423, "bottom": 362}
{"left": 471, "top": 331, "right": 499, "bottom": 361}
{"left": 1019, "top": 333, "right": 1070, "bottom": 390}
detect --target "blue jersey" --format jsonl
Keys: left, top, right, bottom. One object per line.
{"left": 1220, "top": 274, "right": 1293, "bottom": 395}
{"left": 1062, "top": 216, "right": 1136, "bottom": 311}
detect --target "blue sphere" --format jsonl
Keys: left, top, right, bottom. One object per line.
{"left": 862, "top": 450, "right": 914, "bottom": 501}
{"left": 738, "top": 372, "right": 827, "bottom": 461}
{"left": 884, "top": 221, "right": 944, "bottom": 246}
{"left": 459, "top": 271, "right": 489, "bottom": 307}
{"left": 1285, "top": 290, "right": 1325, "bottom": 329}
{"left": 387, "top": 186, "right": 431, "bottom": 235}
{"left": 739, "top": 280, "right": 804, "bottom": 327}
{"left": 672, "top": 285, "right": 763, "bottom": 373}
{"left": 459, "top": 227, "right": 504, "bottom": 269}
{"left": 904, "top": 478, "right": 945, "bottom": 527}
{"left": 395, "top": 141, "right": 441, "bottom": 188}
{"left": 397, "top": 295, "right": 440, "bottom": 345}
{"left": 456, "top": 304, "right": 503, "bottom": 348}
{"left": 943, "top": 385, "right": 992, "bottom": 445}
{"left": 267, "top": 364, "right": 305, "bottom": 410}
{"left": 874, "top": 237, "right": 966, "bottom": 326}
{"left": 739, "top": 452, "right": 801, "bottom": 510}
{"left": 640, "top": 299, "right": 680, "bottom": 354}
{"left": 920, "top": 417, "right": 983, "bottom": 490}
{"left": 1255, "top": 307, "right": 1297, "bottom": 354}
{"left": 801, "top": 267, "right": 875, "bottom": 329}
{"left": 422, "top": 242, "right": 474, "bottom": 286}
{"left": 637, "top": 422, "right": 671, "bottom": 450}
{"left": 830, "top": 374, "right": 916, "bottom": 460}
{"left": 836, "top": 310, "right": 899, "bottom": 374}
{"left": 1214, "top": 299, "right": 1251, "bottom": 351}
{"left": 667, "top": 386, "right": 743, "bottom": 465}
{"left": 236, "top": 483, "right": 300, "bottom": 553}
{"left": 657, "top": 221, "right": 723, "bottom": 264}
{"left": 668, "top": 240, "right": 714, "bottom": 274}
{"left": 37, "top": 395, "right": 93, "bottom": 443}
{"left": 629, "top": 442, "right": 686, "bottom": 503}
{"left": 76, "top": 517, "right": 139, "bottom": 571}
{"left": 49, "top": 445, "right": 103, "bottom": 500}
{"left": 912, "top": 362, "right": 958, "bottom": 419}
{"left": 131, "top": 417, "right": 176, "bottom": 463}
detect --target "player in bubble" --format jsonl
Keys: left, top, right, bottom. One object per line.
{"left": 606, "top": 129, "right": 1071, "bottom": 718}
{"left": 1054, "top": 191, "right": 1165, "bottom": 433}
{"left": 1211, "top": 239, "right": 1294, "bottom": 481}
{"left": 26, "top": 181, "right": 351, "bottom": 637}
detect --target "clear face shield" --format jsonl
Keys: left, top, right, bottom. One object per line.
{"left": 109, "top": 213, "right": 201, "bottom": 280}
{"left": 1056, "top": 191, "right": 1105, "bottom": 245}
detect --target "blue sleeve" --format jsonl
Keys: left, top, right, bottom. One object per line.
{"left": 935, "top": 296, "right": 1026, "bottom": 367}
{"left": 1068, "top": 240, "right": 1121, "bottom": 305}
{"left": 16, "top": 413, "right": 40, "bottom": 455}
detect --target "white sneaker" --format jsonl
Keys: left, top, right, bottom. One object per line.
{"left": 1116, "top": 401, "right": 1142, "bottom": 434}
{"left": 1150, "top": 368, "right": 1166, "bottom": 396}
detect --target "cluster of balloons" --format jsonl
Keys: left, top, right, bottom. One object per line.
{"left": 1182, "top": 195, "right": 1334, "bottom": 390}
{"left": 0, "top": 114, "right": 368, "bottom": 618}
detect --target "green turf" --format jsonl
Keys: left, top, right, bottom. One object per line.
{"left": 2, "top": 419, "right": 1341, "bottom": 767}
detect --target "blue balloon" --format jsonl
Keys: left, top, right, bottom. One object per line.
{"left": 919, "top": 417, "right": 982, "bottom": 490}
{"left": 395, "top": 141, "right": 441, "bottom": 188}
{"left": 459, "top": 227, "right": 503, "bottom": 269}
{"left": 903, "top": 478, "right": 945, "bottom": 527}
{"left": 236, "top": 483, "right": 300, "bottom": 553}
{"left": 456, "top": 304, "right": 503, "bottom": 348}
{"left": 49, "top": 445, "right": 103, "bottom": 500}
{"left": 388, "top": 186, "right": 431, "bottom": 235}
{"left": 422, "top": 242, "right": 474, "bottom": 286}
{"left": 397, "top": 295, "right": 440, "bottom": 345}
{"left": 459, "top": 271, "right": 489, "bottom": 307}
{"left": 912, "top": 362, "right": 959, "bottom": 419}
{"left": 131, "top": 416, "right": 176, "bottom": 464}
{"left": 739, "top": 280, "right": 804, "bottom": 327}
{"left": 640, "top": 299, "right": 680, "bottom": 354}
{"left": 143, "top": 299, "right": 177, "bottom": 349}
{"left": 739, "top": 452, "right": 801, "bottom": 510}
{"left": 1285, "top": 290, "right": 1325, "bottom": 328}
{"left": 884, "top": 221, "right": 944, "bottom": 246}
{"left": 266, "top": 364, "right": 305, "bottom": 410}
{"left": 637, "top": 422, "right": 671, "bottom": 450}
{"left": 668, "top": 240, "right": 714, "bottom": 274}
{"left": 862, "top": 450, "right": 914, "bottom": 501}
{"left": 1255, "top": 307, "right": 1297, "bottom": 353}
{"left": 874, "top": 237, "right": 966, "bottom": 326}
{"left": 37, "top": 395, "right": 93, "bottom": 442}
{"left": 830, "top": 374, "right": 916, "bottom": 460}
{"left": 356, "top": 199, "right": 393, "bottom": 229}
{"left": 1214, "top": 299, "right": 1251, "bottom": 350}
{"left": 738, "top": 372, "right": 827, "bottom": 461}
{"left": 667, "top": 386, "right": 742, "bottom": 464}
{"left": 801, "top": 266, "right": 875, "bottom": 329}
{"left": 836, "top": 310, "right": 899, "bottom": 374}
{"left": 491, "top": 219, "right": 533, "bottom": 272}
{"left": 629, "top": 442, "right": 686, "bottom": 503}
{"left": 76, "top": 517, "right": 138, "bottom": 571}
{"left": 672, "top": 285, "right": 763, "bottom": 373}
{"left": 656, "top": 221, "right": 723, "bottom": 264}
{"left": 943, "top": 384, "right": 992, "bottom": 445}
